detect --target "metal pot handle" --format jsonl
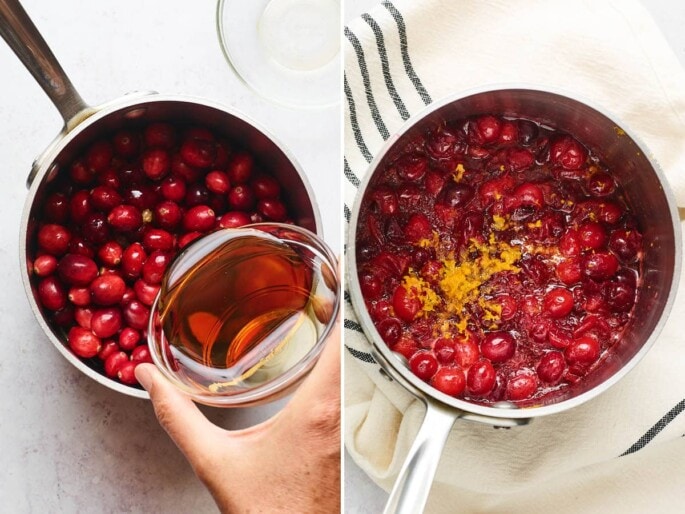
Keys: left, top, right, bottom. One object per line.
{"left": 0, "top": 0, "right": 91, "bottom": 129}
{"left": 383, "top": 399, "right": 460, "bottom": 514}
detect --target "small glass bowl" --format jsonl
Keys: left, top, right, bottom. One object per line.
{"left": 216, "top": 0, "right": 341, "bottom": 109}
{"left": 148, "top": 223, "right": 339, "bottom": 407}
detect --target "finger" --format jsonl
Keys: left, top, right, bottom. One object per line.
{"left": 135, "top": 363, "right": 221, "bottom": 461}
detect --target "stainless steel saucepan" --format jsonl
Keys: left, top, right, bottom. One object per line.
{"left": 0, "top": 0, "right": 321, "bottom": 398}
{"left": 347, "top": 86, "right": 681, "bottom": 514}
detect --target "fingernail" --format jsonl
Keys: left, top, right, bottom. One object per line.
{"left": 135, "top": 363, "right": 154, "bottom": 391}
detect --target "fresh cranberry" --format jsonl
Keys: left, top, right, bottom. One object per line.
{"left": 537, "top": 351, "right": 566, "bottom": 383}
{"left": 183, "top": 183, "right": 209, "bottom": 208}
{"left": 68, "top": 286, "right": 91, "bottom": 307}
{"left": 121, "top": 243, "right": 147, "bottom": 279}
{"left": 82, "top": 213, "right": 110, "bottom": 244}
{"left": 70, "top": 160, "right": 95, "bottom": 184}
{"left": 431, "top": 367, "right": 466, "bottom": 396}
{"left": 377, "top": 317, "right": 402, "bottom": 346}
{"left": 392, "top": 285, "right": 422, "bottom": 322}
{"left": 141, "top": 250, "right": 171, "bottom": 284}
{"left": 96, "top": 241, "right": 123, "bottom": 268}
{"left": 587, "top": 172, "right": 615, "bottom": 197}
{"left": 113, "top": 129, "right": 140, "bottom": 157}
{"left": 565, "top": 335, "right": 600, "bottom": 364}
{"left": 227, "top": 152, "right": 254, "bottom": 183}
{"left": 396, "top": 153, "right": 428, "bottom": 182}
{"left": 43, "top": 193, "right": 69, "bottom": 223}
{"left": 251, "top": 174, "right": 281, "bottom": 199}
{"left": 543, "top": 287, "right": 574, "bottom": 318}
{"left": 409, "top": 351, "right": 438, "bottom": 381}
{"left": 205, "top": 170, "right": 231, "bottom": 194}
{"left": 104, "top": 351, "right": 129, "bottom": 378}
{"left": 52, "top": 305, "right": 75, "bottom": 327}
{"left": 90, "top": 274, "right": 126, "bottom": 305}
{"left": 144, "top": 123, "right": 176, "bottom": 149}
{"left": 58, "top": 254, "right": 98, "bottom": 286}
{"left": 122, "top": 300, "right": 150, "bottom": 330}
{"left": 107, "top": 205, "right": 142, "bottom": 232}
{"left": 160, "top": 176, "right": 187, "bottom": 202}
{"left": 91, "top": 307, "right": 123, "bottom": 338}
{"left": 550, "top": 135, "right": 587, "bottom": 170}
{"left": 85, "top": 141, "right": 113, "bottom": 173}
{"left": 583, "top": 252, "right": 619, "bottom": 280}
{"left": 37, "top": 224, "right": 71, "bottom": 256}
{"left": 68, "top": 326, "right": 101, "bottom": 358}
{"left": 258, "top": 199, "right": 288, "bottom": 221}
{"left": 119, "top": 327, "right": 141, "bottom": 351}
{"left": 117, "top": 361, "right": 139, "bottom": 385}
{"left": 33, "top": 255, "right": 58, "bottom": 277}
{"left": 74, "top": 306, "right": 94, "bottom": 329}
{"left": 180, "top": 138, "right": 216, "bottom": 168}
{"left": 467, "top": 360, "right": 496, "bottom": 396}
{"left": 227, "top": 185, "right": 256, "bottom": 211}
{"left": 182, "top": 205, "right": 216, "bottom": 232}
{"left": 392, "top": 336, "right": 418, "bottom": 360}
{"left": 131, "top": 344, "right": 153, "bottom": 364}
{"left": 219, "top": 211, "right": 251, "bottom": 229}
{"left": 134, "top": 279, "right": 160, "bottom": 307}
{"left": 142, "top": 228, "right": 175, "bottom": 252}
{"left": 578, "top": 222, "right": 607, "bottom": 250}
{"left": 609, "top": 229, "right": 642, "bottom": 262}
{"left": 90, "top": 186, "right": 122, "bottom": 212}
{"left": 142, "top": 148, "right": 171, "bottom": 180}
{"left": 178, "top": 231, "right": 203, "bottom": 248}
{"left": 97, "top": 340, "right": 120, "bottom": 361}
{"left": 506, "top": 371, "right": 538, "bottom": 401}
{"left": 481, "top": 332, "right": 516, "bottom": 363}
{"left": 38, "top": 276, "right": 67, "bottom": 311}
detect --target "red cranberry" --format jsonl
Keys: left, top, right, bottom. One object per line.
{"left": 550, "top": 135, "right": 587, "bottom": 170}
{"left": 74, "top": 306, "right": 94, "bottom": 329}
{"left": 68, "top": 286, "right": 91, "bottom": 307}
{"left": 537, "top": 351, "right": 566, "bottom": 384}
{"left": 409, "top": 351, "right": 438, "bottom": 381}
{"left": 184, "top": 126, "right": 215, "bottom": 141}
{"left": 142, "top": 148, "right": 171, "bottom": 180}
{"left": 97, "top": 241, "right": 123, "bottom": 267}
{"left": 471, "top": 115, "right": 501, "bottom": 145}
{"left": 440, "top": 183, "right": 474, "bottom": 208}
{"left": 392, "top": 286, "right": 421, "bottom": 322}
{"left": 517, "top": 119, "right": 539, "bottom": 145}
{"left": 467, "top": 360, "right": 496, "bottom": 396}
{"left": 565, "top": 335, "right": 600, "bottom": 364}
{"left": 142, "top": 250, "right": 171, "bottom": 285}
{"left": 543, "top": 287, "right": 574, "bottom": 319}
{"left": 38, "top": 224, "right": 71, "bottom": 256}
{"left": 142, "top": 228, "right": 175, "bottom": 252}
{"left": 121, "top": 243, "right": 147, "bottom": 279}
{"left": 219, "top": 211, "right": 251, "bottom": 229}
{"left": 69, "top": 190, "right": 92, "bottom": 223}
{"left": 396, "top": 153, "right": 428, "bottom": 182}
{"left": 556, "top": 259, "right": 582, "bottom": 285}
{"left": 117, "top": 361, "right": 139, "bottom": 385}
{"left": 52, "top": 305, "right": 75, "bottom": 327}
{"left": 505, "top": 148, "right": 535, "bottom": 171}
{"left": 183, "top": 205, "right": 216, "bottom": 232}
{"left": 257, "top": 199, "right": 287, "bottom": 222}
{"left": 97, "top": 169, "right": 120, "bottom": 189}
{"left": 90, "top": 274, "right": 126, "bottom": 305}
{"left": 38, "top": 276, "right": 67, "bottom": 311}
{"left": 43, "top": 192, "right": 69, "bottom": 223}
{"left": 85, "top": 141, "right": 113, "bottom": 172}
{"left": 131, "top": 344, "right": 153, "bottom": 364}
{"left": 144, "top": 122, "right": 176, "bottom": 149}
{"left": 578, "top": 222, "right": 607, "bottom": 250}
{"left": 58, "top": 254, "right": 98, "bottom": 286}
{"left": 70, "top": 160, "right": 95, "bottom": 184}
{"left": 498, "top": 120, "right": 518, "bottom": 145}
{"left": 91, "top": 307, "right": 123, "bottom": 338}
{"left": 603, "top": 281, "right": 635, "bottom": 312}
{"left": 608, "top": 229, "right": 642, "bottom": 262}
{"left": 68, "top": 326, "right": 101, "bottom": 358}
{"left": 559, "top": 229, "right": 581, "bottom": 257}
{"left": 493, "top": 294, "right": 517, "bottom": 320}
{"left": 597, "top": 202, "right": 622, "bottom": 225}
{"left": 185, "top": 183, "right": 211, "bottom": 207}
{"left": 126, "top": 186, "right": 160, "bottom": 211}
{"left": 97, "top": 340, "right": 120, "bottom": 361}
{"left": 251, "top": 174, "right": 281, "bottom": 199}
{"left": 227, "top": 152, "right": 254, "bottom": 183}
{"left": 90, "top": 186, "right": 122, "bottom": 212}
{"left": 512, "top": 183, "right": 543, "bottom": 209}
{"left": 113, "top": 129, "right": 140, "bottom": 157}
{"left": 180, "top": 138, "right": 216, "bottom": 168}
{"left": 454, "top": 335, "right": 480, "bottom": 368}
{"left": 160, "top": 176, "right": 187, "bottom": 202}
{"left": 359, "top": 271, "right": 382, "bottom": 299}
{"left": 587, "top": 172, "right": 616, "bottom": 197}
{"left": 205, "top": 170, "right": 231, "bottom": 194}
{"left": 404, "top": 213, "right": 432, "bottom": 243}
{"left": 433, "top": 338, "right": 456, "bottom": 364}
{"left": 431, "top": 367, "right": 466, "bottom": 396}
{"left": 583, "top": 252, "right": 619, "bottom": 280}
{"left": 33, "top": 255, "right": 58, "bottom": 277}
{"left": 506, "top": 371, "right": 538, "bottom": 401}
{"left": 377, "top": 317, "right": 402, "bottom": 346}
{"left": 82, "top": 213, "right": 110, "bottom": 244}
{"left": 108, "top": 205, "right": 143, "bottom": 232}
{"left": 178, "top": 231, "right": 203, "bottom": 249}
{"left": 122, "top": 300, "right": 150, "bottom": 330}
{"left": 481, "top": 332, "right": 516, "bottom": 363}
{"left": 250, "top": 212, "right": 264, "bottom": 224}
{"left": 104, "top": 351, "right": 129, "bottom": 378}
{"left": 214, "top": 139, "right": 231, "bottom": 168}
{"left": 479, "top": 175, "right": 515, "bottom": 205}
{"left": 228, "top": 185, "right": 256, "bottom": 211}
{"left": 68, "top": 236, "right": 95, "bottom": 259}
{"left": 134, "top": 279, "right": 160, "bottom": 307}
{"left": 153, "top": 201, "right": 183, "bottom": 230}
{"left": 119, "top": 327, "right": 141, "bottom": 351}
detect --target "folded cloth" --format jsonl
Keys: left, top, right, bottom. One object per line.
{"left": 343, "top": 1, "right": 685, "bottom": 513}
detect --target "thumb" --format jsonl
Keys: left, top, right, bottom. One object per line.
{"left": 135, "top": 363, "right": 220, "bottom": 462}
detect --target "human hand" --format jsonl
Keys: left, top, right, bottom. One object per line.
{"left": 135, "top": 321, "right": 341, "bottom": 514}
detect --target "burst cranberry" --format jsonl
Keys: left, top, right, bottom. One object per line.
{"left": 131, "top": 345, "right": 153, "bottom": 364}
{"left": 517, "top": 119, "right": 539, "bottom": 145}
{"left": 506, "top": 371, "right": 538, "bottom": 401}
{"left": 404, "top": 213, "right": 432, "bottom": 243}
{"left": 108, "top": 205, "right": 142, "bottom": 232}
{"left": 219, "top": 211, "right": 251, "bottom": 229}
{"left": 587, "top": 172, "right": 615, "bottom": 197}
{"left": 113, "top": 129, "right": 140, "bottom": 157}
{"left": 604, "top": 281, "right": 635, "bottom": 312}
{"left": 258, "top": 199, "right": 288, "bottom": 221}
{"left": 104, "top": 351, "right": 129, "bottom": 378}
{"left": 494, "top": 294, "right": 517, "bottom": 320}
{"left": 90, "top": 274, "right": 126, "bottom": 305}
{"left": 117, "top": 361, "right": 139, "bottom": 385}
{"left": 392, "top": 285, "right": 422, "bottom": 322}
{"left": 33, "top": 255, "right": 58, "bottom": 277}
{"left": 431, "top": 367, "right": 466, "bottom": 396}
{"left": 44, "top": 192, "right": 69, "bottom": 223}
{"left": 550, "top": 135, "right": 587, "bottom": 170}
{"left": 182, "top": 205, "right": 216, "bottom": 232}
{"left": 180, "top": 138, "right": 216, "bottom": 168}
{"left": 144, "top": 122, "right": 175, "bottom": 149}
{"left": 565, "top": 335, "right": 600, "bottom": 364}
{"left": 142, "top": 148, "right": 171, "bottom": 180}
{"left": 377, "top": 317, "right": 402, "bottom": 346}
{"left": 38, "top": 224, "right": 71, "bottom": 256}
{"left": 68, "top": 286, "right": 91, "bottom": 306}
{"left": 58, "top": 254, "right": 98, "bottom": 286}
{"left": 91, "top": 307, "right": 123, "bottom": 338}
{"left": 479, "top": 175, "right": 514, "bottom": 205}
{"left": 97, "top": 241, "right": 123, "bottom": 267}
{"left": 86, "top": 141, "right": 113, "bottom": 172}
{"left": 119, "top": 327, "right": 141, "bottom": 351}
{"left": 142, "top": 251, "right": 171, "bottom": 285}
{"left": 97, "top": 340, "right": 120, "bottom": 361}
{"left": 578, "top": 222, "right": 607, "bottom": 250}
{"left": 467, "top": 360, "right": 496, "bottom": 396}
{"left": 609, "top": 229, "right": 642, "bottom": 262}
{"left": 396, "top": 153, "right": 428, "bottom": 182}
{"left": 134, "top": 279, "right": 160, "bottom": 306}
{"left": 122, "top": 300, "right": 150, "bottom": 330}
{"left": 68, "top": 326, "right": 101, "bottom": 358}
{"left": 537, "top": 351, "right": 566, "bottom": 384}
{"left": 38, "top": 276, "right": 67, "bottom": 311}
{"left": 505, "top": 148, "right": 535, "bottom": 171}
{"left": 205, "top": 170, "right": 230, "bottom": 194}
{"left": 409, "top": 351, "right": 438, "bottom": 381}
{"left": 512, "top": 183, "right": 543, "bottom": 209}
{"left": 471, "top": 115, "right": 501, "bottom": 145}
{"left": 227, "top": 152, "right": 254, "bottom": 183}
{"left": 121, "top": 243, "right": 147, "bottom": 279}
{"left": 543, "top": 287, "right": 574, "bottom": 318}
{"left": 559, "top": 229, "right": 581, "bottom": 257}
{"left": 481, "top": 332, "right": 516, "bottom": 363}
{"left": 584, "top": 252, "right": 619, "bottom": 280}
{"left": 251, "top": 174, "right": 281, "bottom": 199}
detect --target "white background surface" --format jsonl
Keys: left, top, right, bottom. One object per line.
{"left": 342, "top": 0, "right": 685, "bottom": 513}
{"left": 0, "top": 1, "right": 340, "bottom": 512}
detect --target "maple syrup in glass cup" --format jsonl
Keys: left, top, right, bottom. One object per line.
{"left": 148, "top": 223, "right": 339, "bottom": 407}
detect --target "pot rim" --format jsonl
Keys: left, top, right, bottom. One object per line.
{"left": 347, "top": 84, "right": 682, "bottom": 420}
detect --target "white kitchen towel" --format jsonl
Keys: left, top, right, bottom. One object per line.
{"left": 343, "top": 1, "right": 685, "bottom": 513}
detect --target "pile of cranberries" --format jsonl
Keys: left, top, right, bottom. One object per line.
{"left": 29, "top": 122, "right": 292, "bottom": 386}
{"left": 356, "top": 114, "right": 643, "bottom": 405}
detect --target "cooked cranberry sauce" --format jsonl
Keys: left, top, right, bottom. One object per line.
{"left": 356, "top": 115, "right": 642, "bottom": 405}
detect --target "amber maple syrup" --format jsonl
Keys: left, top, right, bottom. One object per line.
{"left": 153, "top": 228, "right": 337, "bottom": 394}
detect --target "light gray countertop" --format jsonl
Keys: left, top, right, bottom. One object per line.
{"left": 0, "top": 1, "right": 340, "bottom": 512}
{"left": 342, "top": 0, "right": 685, "bottom": 512}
